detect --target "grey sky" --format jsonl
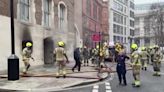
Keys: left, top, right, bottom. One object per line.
{"left": 134, "top": 0, "right": 162, "bottom": 4}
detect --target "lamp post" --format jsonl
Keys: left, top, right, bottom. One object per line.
{"left": 8, "top": 0, "right": 19, "bottom": 80}
{"left": 98, "top": 31, "right": 101, "bottom": 68}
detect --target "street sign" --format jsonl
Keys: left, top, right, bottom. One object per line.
{"left": 92, "top": 34, "right": 101, "bottom": 42}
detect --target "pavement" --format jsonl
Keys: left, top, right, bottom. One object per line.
{"left": 0, "top": 62, "right": 109, "bottom": 92}
{"left": 56, "top": 60, "right": 164, "bottom": 92}
{"left": 110, "top": 62, "right": 164, "bottom": 92}
{"left": 57, "top": 61, "right": 132, "bottom": 92}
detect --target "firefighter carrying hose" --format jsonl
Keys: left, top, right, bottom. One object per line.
{"left": 22, "top": 42, "right": 34, "bottom": 74}
{"left": 54, "top": 41, "right": 69, "bottom": 78}
{"left": 130, "top": 44, "right": 141, "bottom": 87}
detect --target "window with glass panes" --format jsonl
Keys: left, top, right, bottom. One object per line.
{"left": 59, "top": 4, "right": 65, "bottom": 30}
{"left": 130, "top": 29, "right": 134, "bottom": 36}
{"left": 130, "top": 1, "right": 134, "bottom": 9}
{"left": 130, "top": 11, "right": 134, "bottom": 18}
{"left": 113, "top": 13, "right": 123, "bottom": 24}
{"left": 86, "top": 0, "right": 91, "bottom": 16}
{"left": 113, "top": 1, "right": 123, "bottom": 12}
{"left": 43, "top": 0, "right": 50, "bottom": 26}
{"left": 93, "top": 1, "right": 97, "bottom": 19}
{"left": 130, "top": 20, "right": 134, "bottom": 27}
{"left": 113, "top": 24, "right": 124, "bottom": 35}
{"left": 20, "top": 0, "right": 30, "bottom": 21}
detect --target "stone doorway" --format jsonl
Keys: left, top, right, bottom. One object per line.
{"left": 43, "top": 37, "right": 54, "bottom": 65}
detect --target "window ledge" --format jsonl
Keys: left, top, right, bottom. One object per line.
{"left": 18, "top": 20, "right": 33, "bottom": 26}
{"left": 43, "top": 26, "right": 51, "bottom": 30}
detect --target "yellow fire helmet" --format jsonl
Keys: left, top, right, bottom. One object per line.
{"left": 149, "top": 46, "right": 153, "bottom": 49}
{"left": 96, "top": 45, "right": 99, "bottom": 49}
{"left": 154, "top": 45, "right": 159, "bottom": 48}
{"left": 131, "top": 44, "right": 138, "bottom": 50}
{"left": 26, "top": 42, "right": 32, "bottom": 47}
{"left": 115, "top": 43, "right": 119, "bottom": 47}
{"left": 103, "top": 42, "right": 108, "bottom": 46}
{"left": 58, "top": 41, "right": 65, "bottom": 47}
{"left": 141, "top": 47, "right": 146, "bottom": 51}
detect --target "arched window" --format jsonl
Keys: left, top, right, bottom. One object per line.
{"left": 58, "top": 2, "right": 67, "bottom": 31}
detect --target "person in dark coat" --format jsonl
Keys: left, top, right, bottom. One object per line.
{"left": 83, "top": 46, "right": 89, "bottom": 66}
{"left": 116, "top": 51, "right": 130, "bottom": 86}
{"left": 72, "top": 47, "right": 81, "bottom": 72}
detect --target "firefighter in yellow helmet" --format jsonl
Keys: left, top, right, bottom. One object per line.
{"left": 115, "top": 42, "right": 122, "bottom": 53}
{"left": 100, "top": 42, "right": 109, "bottom": 68}
{"left": 140, "top": 47, "right": 149, "bottom": 71}
{"left": 92, "top": 45, "right": 99, "bottom": 67}
{"left": 152, "top": 45, "right": 162, "bottom": 76}
{"left": 130, "top": 44, "right": 141, "bottom": 87}
{"left": 54, "top": 41, "right": 69, "bottom": 78}
{"left": 22, "top": 42, "right": 34, "bottom": 74}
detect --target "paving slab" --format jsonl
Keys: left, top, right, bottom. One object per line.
{"left": 0, "top": 64, "right": 109, "bottom": 91}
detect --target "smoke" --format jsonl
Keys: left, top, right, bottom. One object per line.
{"left": 21, "top": 27, "right": 33, "bottom": 51}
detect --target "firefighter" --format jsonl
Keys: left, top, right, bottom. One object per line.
{"left": 131, "top": 44, "right": 141, "bottom": 87}
{"left": 103, "top": 42, "right": 110, "bottom": 62}
{"left": 22, "top": 42, "right": 34, "bottom": 74}
{"left": 115, "top": 42, "right": 122, "bottom": 62}
{"left": 94, "top": 46, "right": 99, "bottom": 67}
{"left": 99, "top": 47, "right": 105, "bottom": 68}
{"left": 54, "top": 41, "right": 69, "bottom": 78}
{"left": 140, "top": 47, "right": 149, "bottom": 71}
{"left": 146, "top": 46, "right": 151, "bottom": 64}
{"left": 150, "top": 46, "right": 155, "bottom": 65}
{"left": 100, "top": 42, "right": 108, "bottom": 68}
{"left": 152, "top": 45, "right": 162, "bottom": 76}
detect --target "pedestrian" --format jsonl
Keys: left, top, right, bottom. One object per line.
{"left": 83, "top": 46, "right": 89, "bottom": 66}
{"left": 152, "top": 45, "right": 162, "bottom": 76}
{"left": 116, "top": 51, "right": 130, "bottom": 86}
{"left": 54, "top": 41, "right": 69, "bottom": 78}
{"left": 90, "top": 48, "right": 95, "bottom": 65}
{"left": 80, "top": 47, "right": 84, "bottom": 65}
{"left": 92, "top": 48, "right": 99, "bottom": 67}
{"left": 131, "top": 44, "right": 141, "bottom": 87}
{"left": 140, "top": 47, "right": 149, "bottom": 71}
{"left": 72, "top": 47, "right": 81, "bottom": 72}
{"left": 22, "top": 42, "right": 34, "bottom": 74}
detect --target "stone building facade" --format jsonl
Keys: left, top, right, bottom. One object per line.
{"left": 0, "top": 0, "right": 77, "bottom": 71}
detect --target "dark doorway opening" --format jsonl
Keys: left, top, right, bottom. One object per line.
{"left": 44, "top": 37, "right": 54, "bottom": 65}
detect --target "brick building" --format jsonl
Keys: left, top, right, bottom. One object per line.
{"left": 101, "top": 1, "right": 109, "bottom": 44}
{"left": 0, "top": 0, "right": 77, "bottom": 71}
{"left": 82, "top": 0, "right": 109, "bottom": 48}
